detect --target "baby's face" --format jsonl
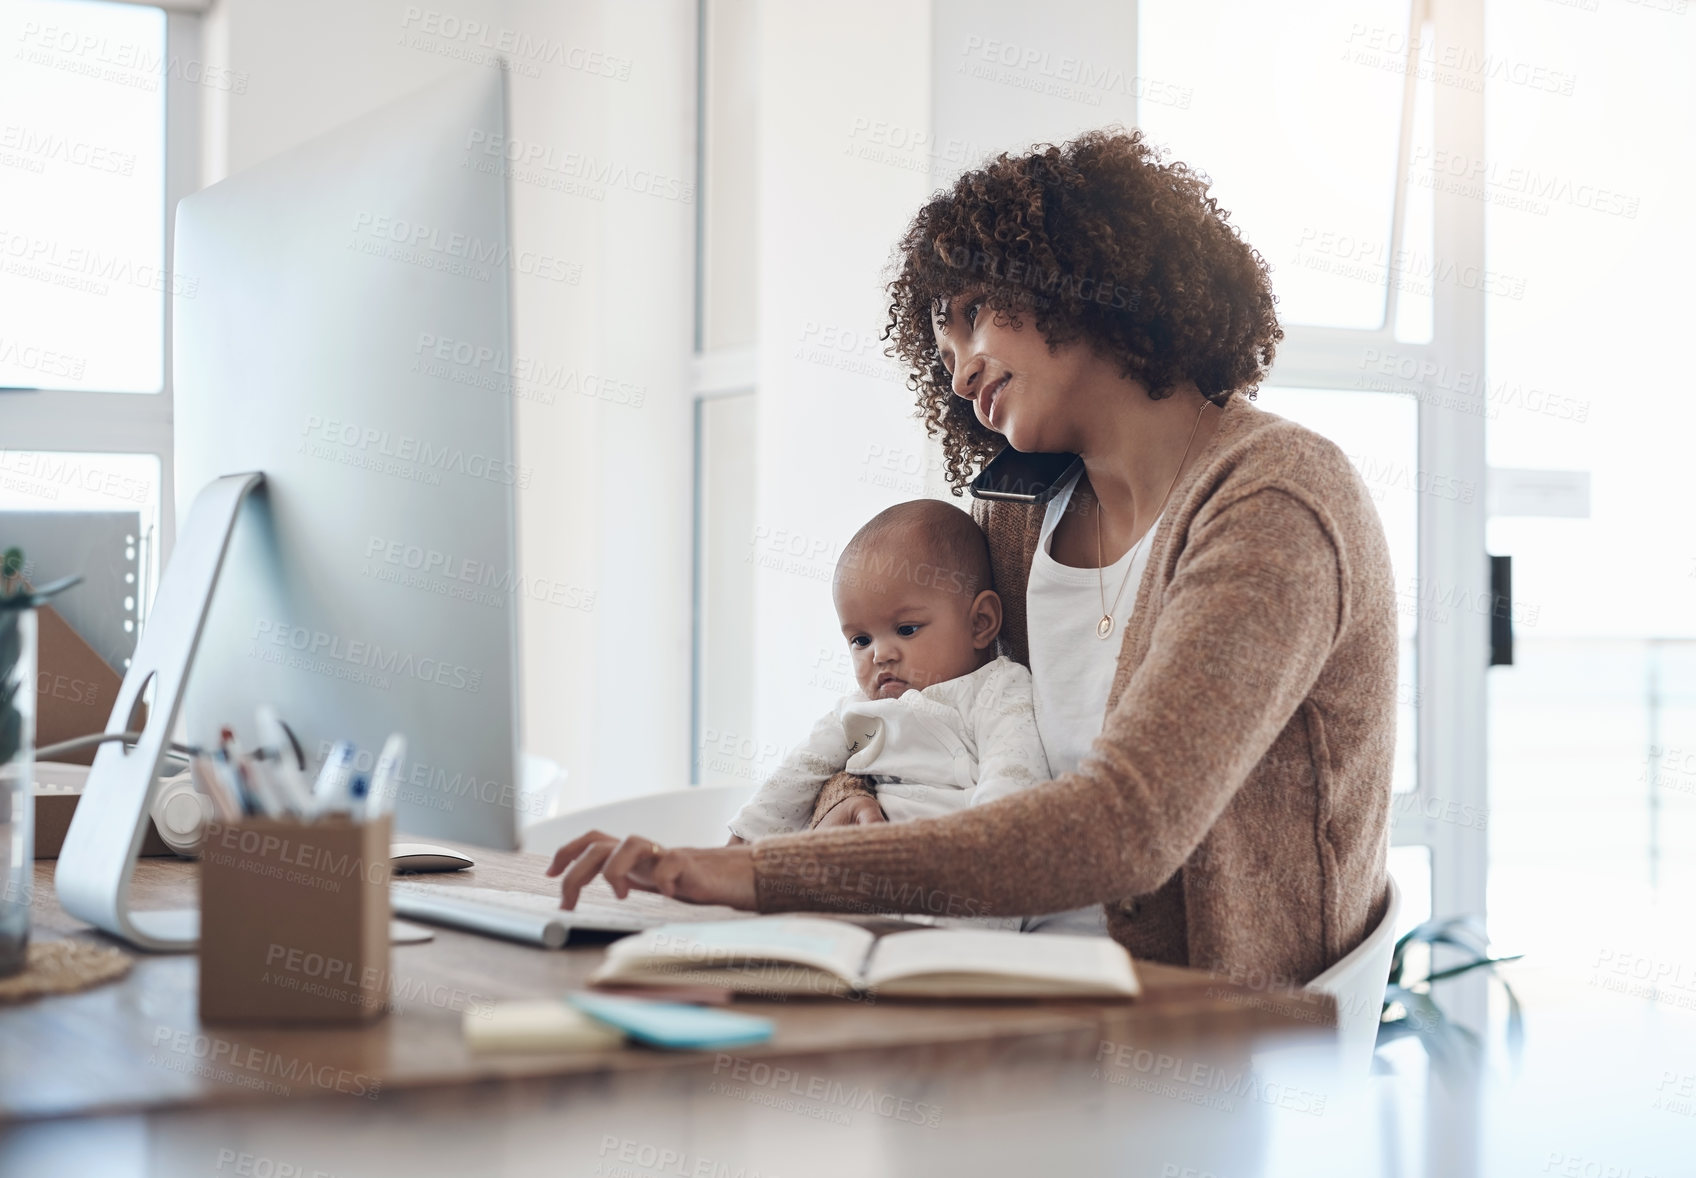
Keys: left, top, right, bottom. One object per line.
{"left": 834, "top": 568, "right": 989, "bottom": 701}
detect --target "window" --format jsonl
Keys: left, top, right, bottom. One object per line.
{"left": 1139, "top": 0, "right": 1434, "bottom": 335}
{"left": 1142, "top": 0, "right": 1491, "bottom": 957}
{"left": 0, "top": 0, "right": 197, "bottom": 601}
{"left": 691, "top": 0, "right": 760, "bottom": 783}
{"left": 1, "top": 0, "right": 167, "bottom": 394}
{"left": 1479, "top": 0, "right": 1696, "bottom": 973}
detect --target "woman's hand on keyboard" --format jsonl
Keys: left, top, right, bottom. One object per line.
{"left": 545, "top": 832, "right": 757, "bottom": 912}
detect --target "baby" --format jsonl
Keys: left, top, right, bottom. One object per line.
{"left": 727, "top": 499, "right": 1105, "bottom": 936}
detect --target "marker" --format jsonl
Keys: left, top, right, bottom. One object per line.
{"left": 222, "top": 727, "right": 285, "bottom": 817}
{"left": 255, "top": 706, "right": 314, "bottom": 816}
{"left": 209, "top": 749, "right": 253, "bottom": 817}
{"left": 191, "top": 753, "right": 244, "bottom": 823}
{"left": 367, "top": 733, "right": 407, "bottom": 818}
{"left": 244, "top": 754, "right": 293, "bottom": 819}
{"left": 312, "top": 740, "right": 357, "bottom": 816}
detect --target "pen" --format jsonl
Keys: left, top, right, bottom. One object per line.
{"left": 255, "top": 706, "right": 314, "bottom": 816}
{"left": 210, "top": 748, "right": 258, "bottom": 817}
{"left": 191, "top": 753, "right": 244, "bottom": 824}
{"left": 221, "top": 726, "right": 289, "bottom": 818}
{"left": 244, "top": 754, "right": 294, "bottom": 820}
{"left": 312, "top": 740, "right": 357, "bottom": 816}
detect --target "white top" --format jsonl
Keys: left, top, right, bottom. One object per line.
{"left": 1028, "top": 468, "right": 1161, "bottom": 778}
{"left": 728, "top": 655, "right": 1050, "bottom": 841}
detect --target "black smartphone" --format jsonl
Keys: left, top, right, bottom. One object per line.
{"left": 969, "top": 448, "right": 1083, "bottom": 504}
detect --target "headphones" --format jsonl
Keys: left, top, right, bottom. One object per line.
{"left": 148, "top": 714, "right": 310, "bottom": 856}
{"left": 150, "top": 769, "right": 214, "bottom": 856}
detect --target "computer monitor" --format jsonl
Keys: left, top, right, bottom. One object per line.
{"left": 172, "top": 69, "right": 522, "bottom": 850}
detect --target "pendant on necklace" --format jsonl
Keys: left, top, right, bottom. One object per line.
{"left": 1096, "top": 615, "right": 1114, "bottom": 640}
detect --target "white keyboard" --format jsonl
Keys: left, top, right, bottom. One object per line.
{"left": 391, "top": 878, "right": 745, "bottom": 949}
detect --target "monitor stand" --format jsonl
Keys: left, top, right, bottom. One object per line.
{"left": 54, "top": 472, "right": 264, "bottom": 952}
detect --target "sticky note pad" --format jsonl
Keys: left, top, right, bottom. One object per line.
{"left": 568, "top": 992, "right": 774, "bottom": 1050}
{"left": 463, "top": 1000, "right": 627, "bottom": 1053}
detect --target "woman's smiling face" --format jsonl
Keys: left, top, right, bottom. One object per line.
{"left": 930, "top": 291, "right": 1106, "bottom": 455}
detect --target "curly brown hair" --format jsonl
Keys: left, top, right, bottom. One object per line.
{"left": 882, "top": 127, "right": 1283, "bottom": 494}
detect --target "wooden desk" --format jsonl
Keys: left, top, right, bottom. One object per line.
{"left": 10, "top": 863, "right": 1692, "bottom": 1178}
{"left": 2, "top": 845, "right": 1337, "bottom": 1167}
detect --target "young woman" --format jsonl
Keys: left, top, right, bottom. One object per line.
{"left": 547, "top": 128, "right": 1396, "bottom": 982}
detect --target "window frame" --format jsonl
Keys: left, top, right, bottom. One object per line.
{"left": 2, "top": 4, "right": 204, "bottom": 562}
{"left": 1258, "top": 0, "right": 1491, "bottom": 1024}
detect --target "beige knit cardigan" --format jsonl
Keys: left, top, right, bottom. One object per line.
{"left": 750, "top": 395, "right": 1397, "bottom": 983}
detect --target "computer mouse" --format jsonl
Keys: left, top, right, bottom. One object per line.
{"left": 389, "top": 842, "right": 476, "bottom": 873}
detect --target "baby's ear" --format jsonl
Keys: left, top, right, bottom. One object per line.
{"left": 970, "top": 589, "right": 1003, "bottom": 648}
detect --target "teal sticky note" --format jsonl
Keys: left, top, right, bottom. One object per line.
{"left": 568, "top": 993, "right": 774, "bottom": 1050}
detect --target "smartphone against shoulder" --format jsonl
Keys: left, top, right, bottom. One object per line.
{"left": 970, "top": 448, "right": 1082, "bottom": 504}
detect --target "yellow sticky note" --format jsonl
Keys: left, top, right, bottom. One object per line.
{"left": 463, "top": 1000, "right": 627, "bottom": 1053}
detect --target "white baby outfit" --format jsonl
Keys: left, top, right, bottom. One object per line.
{"left": 728, "top": 655, "right": 1106, "bottom": 935}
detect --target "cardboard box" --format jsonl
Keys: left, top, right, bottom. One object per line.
{"left": 198, "top": 814, "right": 392, "bottom": 1025}
{"left": 33, "top": 762, "right": 173, "bottom": 858}
{"left": 36, "top": 605, "right": 131, "bottom": 767}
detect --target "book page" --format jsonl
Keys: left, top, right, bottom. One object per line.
{"left": 595, "top": 917, "right": 877, "bottom": 989}
{"left": 863, "top": 929, "right": 1140, "bottom": 998}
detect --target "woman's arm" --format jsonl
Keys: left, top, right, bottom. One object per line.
{"left": 746, "top": 485, "right": 1346, "bottom": 920}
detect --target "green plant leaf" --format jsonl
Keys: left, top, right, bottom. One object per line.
{"left": 1, "top": 611, "right": 24, "bottom": 763}
{"left": 1504, "top": 980, "right": 1525, "bottom": 1064}
{"left": 1390, "top": 916, "right": 1494, "bottom": 979}
{"left": 1378, "top": 913, "right": 1524, "bottom": 1080}
{"left": 1424, "top": 954, "right": 1524, "bottom": 985}
{"left": 1384, "top": 984, "right": 1445, "bottom": 1031}
{"left": 0, "top": 710, "right": 18, "bottom": 765}
{"left": 1374, "top": 1019, "right": 1425, "bottom": 1048}
{"left": 0, "top": 573, "right": 82, "bottom": 610}
{"left": 1393, "top": 930, "right": 1508, "bottom": 986}
{"left": 1377, "top": 987, "right": 1483, "bottom": 1082}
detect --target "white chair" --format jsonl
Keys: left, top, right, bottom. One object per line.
{"left": 1307, "top": 875, "right": 1402, "bottom": 1077}
{"left": 519, "top": 753, "right": 568, "bottom": 821}
{"left": 519, "top": 784, "right": 756, "bottom": 855}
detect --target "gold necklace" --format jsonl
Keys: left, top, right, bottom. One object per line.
{"left": 1093, "top": 399, "right": 1211, "bottom": 640}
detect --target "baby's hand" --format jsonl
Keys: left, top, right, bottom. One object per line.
{"left": 814, "top": 794, "right": 887, "bottom": 829}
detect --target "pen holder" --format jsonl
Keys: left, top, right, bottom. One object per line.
{"left": 198, "top": 813, "right": 392, "bottom": 1025}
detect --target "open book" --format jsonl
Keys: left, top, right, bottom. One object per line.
{"left": 590, "top": 916, "right": 1141, "bottom": 1000}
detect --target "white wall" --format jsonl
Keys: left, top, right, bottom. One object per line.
{"left": 745, "top": 0, "right": 1140, "bottom": 772}
{"left": 746, "top": 1, "right": 938, "bottom": 766}
{"left": 194, "top": 0, "right": 1142, "bottom": 808}
{"left": 200, "top": 0, "right": 697, "bottom": 807}
{"left": 931, "top": 0, "right": 1138, "bottom": 185}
